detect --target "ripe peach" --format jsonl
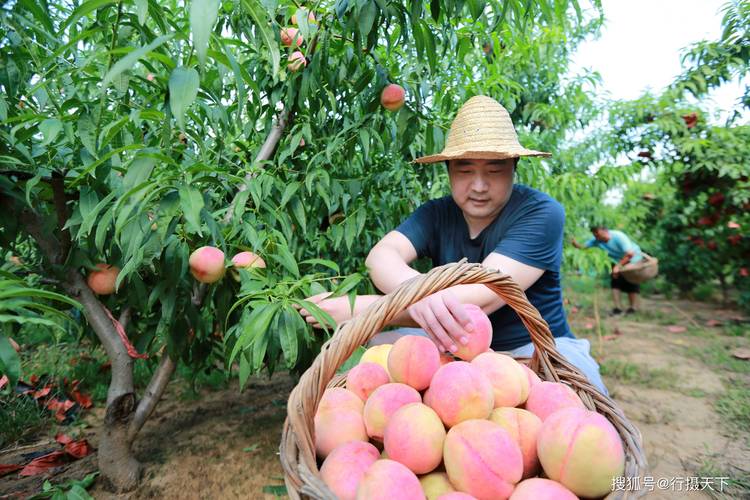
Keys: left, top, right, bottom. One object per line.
{"left": 426, "top": 362, "right": 493, "bottom": 427}
{"left": 509, "top": 478, "right": 577, "bottom": 499}
{"left": 437, "top": 494, "right": 477, "bottom": 500}
{"left": 537, "top": 407, "right": 625, "bottom": 498}
{"left": 318, "top": 387, "right": 364, "bottom": 414}
{"left": 443, "top": 419, "right": 523, "bottom": 500}
{"left": 347, "top": 362, "right": 390, "bottom": 401}
{"left": 384, "top": 403, "right": 446, "bottom": 474}
{"left": 453, "top": 304, "right": 492, "bottom": 361}
{"left": 525, "top": 382, "right": 585, "bottom": 421}
{"left": 419, "top": 472, "right": 455, "bottom": 500}
{"left": 87, "top": 264, "right": 120, "bottom": 295}
{"left": 520, "top": 364, "right": 542, "bottom": 389}
{"left": 356, "top": 459, "right": 425, "bottom": 500}
{"left": 314, "top": 409, "right": 367, "bottom": 458}
{"left": 189, "top": 246, "right": 225, "bottom": 283}
{"left": 363, "top": 383, "right": 421, "bottom": 440}
{"left": 388, "top": 335, "right": 441, "bottom": 391}
{"left": 232, "top": 251, "right": 266, "bottom": 269}
{"left": 280, "top": 27, "right": 302, "bottom": 47}
{"left": 360, "top": 344, "right": 392, "bottom": 376}
{"left": 471, "top": 352, "right": 529, "bottom": 407}
{"left": 288, "top": 51, "right": 307, "bottom": 71}
{"left": 320, "top": 441, "right": 379, "bottom": 500}
{"left": 291, "top": 10, "right": 316, "bottom": 24}
{"left": 381, "top": 84, "right": 405, "bottom": 111}
{"left": 489, "top": 408, "right": 542, "bottom": 479}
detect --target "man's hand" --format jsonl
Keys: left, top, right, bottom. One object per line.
{"left": 297, "top": 292, "right": 352, "bottom": 329}
{"left": 611, "top": 264, "right": 621, "bottom": 278}
{"left": 571, "top": 238, "right": 583, "bottom": 249}
{"left": 407, "top": 290, "right": 474, "bottom": 353}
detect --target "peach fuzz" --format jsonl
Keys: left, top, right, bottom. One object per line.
{"left": 537, "top": 407, "right": 625, "bottom": 498}
{"left": 384, "top": 403, "right": 446, "bottom": 474}
{"left": 280, "top": 27, "right": 302, "bottom": 47}
{"left": 231, "top": 251, "right": 266, "bottom": 268}
{"left": 189, "top": 246, "right": 225, "bottom": 283}
{"left": 291, "top": 10, "right": 316, "bottom": 25}
{"left": 288, "top": 51, "right": 306, "bottom": 71}
{"left": 489, "top": 408, "right": 542, "bottom": 479}
{"left": 437, "top": 494, "right": 477, "bottom": 500}
{"left": 419, "top": 472, "right": 455, "bottom": 500}
{"left": 380, "top": 84, "right": 405, "bottom": 111}
{"left": 509, "top": 478, "right": 577, "bottom": 500}
{"left": 363, "top": 383, "right": 421, "bottom": 440}
{"left": 356, "top": 459, "right": 425, "bottom": 500}
{"left": 471, "top": 352, "right": 529, "bottom": 407}
{"left": 314, "top": 409, "right": 367, "bottom": 458}
{"left": 443, "top": 419, "right": 523, "bottom": 500}
{"left": 520, "top": 364, "right": 542, "bottom": 389}
{"left": 387, "top": 335, "right": 441, "bottom": 390}
{"left": 87, "top": 264, "right": 120, "bottom": 295}
{"left": 360, "top": 344, "right": 392, "bottom": 376}
{"left": 317, "top": 387, "right": 363, "bottom": 414}
{"left": 524, "top": 381, "right": 585, "bottom": 421}
{"left": 346, "top": 362, "right": 390, "bottom": 401}
{"left": 426, "top": 362, "right": 493, "bottom": 427}
{"left": 453, "top": 304, "right": 492, "bottom": 361}
{"left": 320, "top": 441, "right": 379, "bottom": 500}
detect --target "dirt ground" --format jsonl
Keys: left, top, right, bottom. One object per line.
{"left": 2, "top": 292, "right": 749, "bottom": 499}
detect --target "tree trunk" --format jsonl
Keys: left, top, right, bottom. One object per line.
{"left": 98, "top": 394, "right": 141, "bottom": 492}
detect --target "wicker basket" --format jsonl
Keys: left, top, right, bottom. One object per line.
{"left": 280, "top": 261, "right": 648, "bottom": 499}
{"left": 621, "top": 253, "right": 659, "bottom": 285}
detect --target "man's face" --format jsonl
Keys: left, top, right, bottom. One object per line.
{"left": 448, "top": 158, "right": 516, "bottom": 222}
{"left": 592, "top": 228, "right": 610, "bottom": 242}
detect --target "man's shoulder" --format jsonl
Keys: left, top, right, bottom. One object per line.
{"left": 512, "top": 184, "right": 564, "bottom": 215}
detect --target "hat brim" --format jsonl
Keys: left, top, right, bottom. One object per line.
{"left": 414, "top": 148, "right": 551, "bottom": 164}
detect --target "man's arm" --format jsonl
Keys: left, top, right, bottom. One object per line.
{"left": 365, "top": 231, "right": 421, "bottom": 293}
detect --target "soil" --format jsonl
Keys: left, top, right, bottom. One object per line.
{"left": 1, "top": 294, "right": 748, "bottom": 499}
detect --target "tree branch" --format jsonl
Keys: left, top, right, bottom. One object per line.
{"left": 51, "top": 171, "right": 71, "bottom": 261}
{"left": 128, "top": 353, "right": 176, "bottom": 441}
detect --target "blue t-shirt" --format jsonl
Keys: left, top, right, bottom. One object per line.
{"left": 395, "top": 184, "right": 574, "bottom": 352}
{"left": 585, "top": 230, "right": 643, "bottom": 263}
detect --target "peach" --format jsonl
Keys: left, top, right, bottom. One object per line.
{"left": 453, "top": 305, "right": 492, "bottom": 361}
{"left": 443, "top": 419, "right": 523, "bottom": 500}
{"left": 189, "top": 246, "right": 225, "bottom": 283}
{"left": 426, "top": 362, "right": 494, "bottom": 427}
{"left": 524, "top": 382, "right": 585, "bottom": 421}
{"left": 318, "top": 387, "right": 364, "bottom": 414}
{"left": 537, "top": 407, "right": 625, "bottom": 498}
{"left": 437, "top": 494, "right": 477, "bottom": 500}
{"left": 388, "top": 335, "right": 441, "bottom": 390}
{"left": 356, "top": 459, "right": 425, "bottom": 500}
{"left": 314, "top": 409, "right": 368, "bottom": 458}
{"left": 381, "top": 84, "right": 405, "bottom": 111}
{"left": 363, "top": 383, "right": 421, "bottom": 440}
{"left": 471, "top": 352, "right": 529, "bottom": 407}
{"left": 489, "top": 408, "right": 542, "bottom": 479}
{"left": 360, "top": 344, "right": 392, "bottom": 376}
{"left": 321, "top": 441, "right": 379, "bottom": 500}
{"left": 384, "top": 403, "right": 446, "bottom": 474}
{"left": 509, "top": 478, "right": 577, "bottom": 500}
{"left": 346, "top": 362, "right": 390, "bottom": 401}
{"left": 419, "top": 472, "right": 455, "bottom": 500}
{"left": 232, "top": 251, "right": 266, "bottom": 269}
{"left": 291, "top": 10, "right": 316, "bottom": 24}
{"left": 288, "top": 51, "right": 306, "bottom": 71}
{"left": 87, "top": 263, "right": 120, "bottom": 295}
{"left": 280, "top": 27, "right": 302, "bottom": 47}
{"left": 520, "top": 364, "right": 542, "bottom": 388}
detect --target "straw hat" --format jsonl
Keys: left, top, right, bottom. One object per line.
{"left": 414, "top": 95, "right": 551, "bottom": 163}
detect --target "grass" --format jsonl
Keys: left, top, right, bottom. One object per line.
{"left": 599, "top": 359, "right": 680, "bottom": 390}
{"left": 695, "top": 457, "right": 750, "bottom": 499}
{"left": 0, "top": 393, "right": 52, "bottom": 449}
{"left": 683, "top": 341, "right": 750, "bottom": 375}
{"left": 715, "top": 383, "right": 750, "bottom": 436}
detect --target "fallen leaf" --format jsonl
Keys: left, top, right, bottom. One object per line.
{"left": 727, "top": 221, "right": 740, "bottom": 229}
{"left": 613, "top": 327, "right": 622, "bottom": 336}
{"left": 731, "top": 348, "right": 750, "bottom": 360}
{"left": 64, "top": 440, "right": 92, "bottom": 459}
{"left": 584, "top": 322, "right": 594, "bottom": 330}
{"left": 32, "top": 386, "right": 52, "bottom": 400}
{"left": 55, "top": 433, "right": 73, "bottom": 445}
{"left": 19, "top": 451, "right": 68, "bottom": 477}
{"left": 0, "top": 464, "right": 23, "bottom": 477}
{"left": 29, "top": 374, "right": 39, "bottom": 386}
{"left": 603, "top": 335, "right": 618, "bottom": 341}
{"left": 0, "top": 375, "right": 8, "bottom": 390}
{"left": 71, "top": 390, "right": 93, "bottom": 409}
{"left": 570, "top": 306, "right": 579, "bottom": 314}
{"left": 667, "top": 325, "right": 687, "bottom": 333}
{"left": 705, "top": 319, "right": 723, "bottom": 327}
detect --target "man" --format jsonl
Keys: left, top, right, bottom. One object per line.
{"left": 572, "top": 225, "right": 643, "bottom": 315}
{"left": 298, "top": 95, "right": 607, "bottom": 394}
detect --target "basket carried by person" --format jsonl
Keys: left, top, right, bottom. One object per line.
{"left": 280, "top": 261, "right": 648, "bottom": 499}
{"left": 620, "top": 253, "right": 659, "bottom": 285}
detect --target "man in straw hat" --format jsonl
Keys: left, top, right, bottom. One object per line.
{"left": 298, "top": 95, "right": 607, "bottom": 394}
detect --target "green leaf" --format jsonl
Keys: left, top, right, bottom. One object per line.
{"left": 0, "top": 334, "right": 21, "bottom": 389}
{"left": 190, "top": 0, "right": 220, "bottom": 67}
{"left": 178, "top": 184, "right": 205, "bottom": 235}
{"left": 358, "top": 2, "right": 377, "bottom": 38}
{"left": 290, "top": 197, "right": 307, "bottom": 233}
{"left": 290, "top": 298, "right": 336, "bottom": 331}
{"left": 299, "top": 258, "right": 339, "bottom": 273}
{"left": 62, "top": 0, "right": 117, "bottom": 30}
{"left": 121, "top": 154, "right": 156, "bottom": 192}
{"left": 229, "top": 302, "right": 280, "bottom": 367}
{"left": 169, "top": 67, "right": 200, "bottom": 130}
{"left": 269, "top": 243, "right": 299, "bottom": 277}
{"left": 330, "top": 273, "right": 362, "bottom": 298}
{"left": 239, "top": 353, "right": 251, "bottom": 390}
{"left": 277, "top": 307, "right": 298, "bottom": 368}
{"left": 77, "top": 115, "right": 97, "bottom": 156}
{"left": 241, "top": 0, "right": 280, "bottom": 76}
{"left": 279, "top": 181, "right": 300, "bottom": 207}
{"left": 39, "top": 118, "right": 62, "bottom": 145}
{"left": 135, "top": 0, "right": 149, "bottom": 25}
{"left": 102, "top": 34, "right": 174, "bottom": 91}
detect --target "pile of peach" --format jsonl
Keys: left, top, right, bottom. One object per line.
{"left": 314, "top": 305, "right": 626, "bottom": 500}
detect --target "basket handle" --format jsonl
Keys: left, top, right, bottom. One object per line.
{"left": 281, "top": 261, "right": 610, "bottom": 492}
